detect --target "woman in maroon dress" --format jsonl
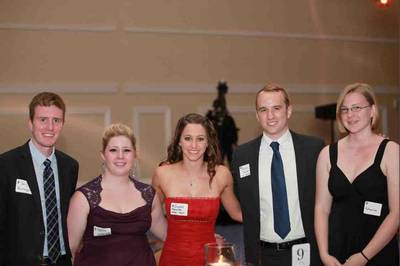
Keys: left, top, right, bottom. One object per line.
{"left": 67, "top": 123, "right": 166, "bottom": 266}
{"left": 152, "top": 113, "right": 242, "bottom": 266}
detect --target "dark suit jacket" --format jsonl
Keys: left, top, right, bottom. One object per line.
{"left": 231, "top": 131, "right": 324, "bottom": 266}
{"left": 0, "top": 142, "right": 79, "bottom": 266}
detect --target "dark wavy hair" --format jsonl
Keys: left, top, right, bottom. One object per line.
{"left": 163, "top": 113, "right": 222, "bottom": 183}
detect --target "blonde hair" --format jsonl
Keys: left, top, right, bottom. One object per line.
{"left": 255, "top": 83, "right": 291, "bottom": 109}
{"left": 336, "top": 83, "right": 380, "bottom": 133}
{"left": 102, "top": 123, "right": 136, "bottom": 151}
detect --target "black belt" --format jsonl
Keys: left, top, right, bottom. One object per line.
{"left": 41, "top": 255, "right": 68, "bottom": 266}
{"left": 260, "top": 237, "right": 307, "bottom": 251}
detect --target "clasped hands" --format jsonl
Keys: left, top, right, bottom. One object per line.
{"left": 322, "top": 253, "right": 367, "bottom": 266}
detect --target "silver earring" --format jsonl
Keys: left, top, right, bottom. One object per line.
{"left": 101, "top": 162, "right": 105, "bottom": 174}
{"left": 129, "top": 160, "right": 138, "bottom": 178}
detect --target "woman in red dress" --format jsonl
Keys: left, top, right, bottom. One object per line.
{"left": 152, "top": 113, "right": 242, "bottom": 266}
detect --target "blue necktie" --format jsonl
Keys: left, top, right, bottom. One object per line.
{"left": 43, "top": 159, "right": 61, "bottom": 263}
{"left": 270, "top": 142, "right": 291, "bottom": 239}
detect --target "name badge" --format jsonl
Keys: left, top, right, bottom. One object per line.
{"left": 363, "top": 201, "right": 382, "bottom": 216}
{"left": 170, "top": 202, "right": 188, "bottom": 216}
{"left": 93, "top": 226, "right": 112, "bottom": 237}
{"left": 15, "top": 179, "right": 32, "bottom": 195}
{"left": 292, "top": 243, "right": 310, "bottom": 266}
{"left": 239, "top": 164, "right": 251, "bottom": 178}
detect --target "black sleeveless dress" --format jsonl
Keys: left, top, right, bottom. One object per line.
{"left": 328, "top": 139, "right": 399, "bottom": 265}
{"left": 73, "top": 176, "right": 156, "bottom": 266}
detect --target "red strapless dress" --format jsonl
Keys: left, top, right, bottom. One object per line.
{"left": 159, "top": 197, "right": 220, "bottom": 266}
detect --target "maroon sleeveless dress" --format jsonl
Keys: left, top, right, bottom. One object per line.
{"left": 73, "top": 176, "right": 156, "bottom": 266}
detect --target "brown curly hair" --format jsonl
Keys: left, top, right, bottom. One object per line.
{"left": 163, "top": 113, "right": 222, "bottom": 184}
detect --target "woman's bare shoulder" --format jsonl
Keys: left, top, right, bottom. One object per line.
{"left": 384, "top": 139, "right": 399, "bottom": 157}
{"left": 386, "top": 139, "right": 399, "bottom": 147}
{"left": 215, "top": 164, "right": 230, "bottom": 174}
{"left": 318, "top": 144, "right": 330, "bottom": 158}
{"left": 154, "top": 162, "right": 181, "bottom": 178}
{"left": 214, "top": 164, "right": 233, "bottom": 183}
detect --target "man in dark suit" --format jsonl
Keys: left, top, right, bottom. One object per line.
{"left": 231, "top": 84, "right": 324, "bottom": 266}
{"left": 0, "top": 92, "right": 79, "bottom": 266}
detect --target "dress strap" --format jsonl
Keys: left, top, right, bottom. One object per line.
{"left": 329, "top": 142, "right": 338, "bottom": 166}
{"left": 131, "top": 177, "right": 155, "bottom": 206}
{"left": 373, "top": 139, "right": 390, "bottom": 165}
{"left": 78, "top": 176, "right": 102, "bottom": 209}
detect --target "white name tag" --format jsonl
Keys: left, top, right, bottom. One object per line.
{"left": 170, "top": 202, "right": 188, "bottom": 216}
{"left": 363, "top": 201, "right": 382, "bottom": 216}
{"left": 15, "top": 179, "right": 32, "bottom": 195}
{"left": 239, "top": 164, "right": 251, "bottom": 178}
{"left": 292, "top": 243, "right": 310, "bottom": 266}
{"left": 93, "top": 226, "right": 112, "bottom": 237}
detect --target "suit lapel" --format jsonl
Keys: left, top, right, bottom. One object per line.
{"left": 55, "top": 151, "right": 68, "bottom": 218}
{"left": 291, "top": 131, "right": 307, "bottom": 213}
{"left": 18, "top": 143, "right": 43, "bottom": 214}
{"left": 249, "top": 137, "right": 262, "bottom": 233}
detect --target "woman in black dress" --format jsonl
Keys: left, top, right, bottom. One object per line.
{"left": 315, "top": 83, "right": 399, "bottom": 266}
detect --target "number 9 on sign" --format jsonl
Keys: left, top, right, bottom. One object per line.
{"left": 291, "top": 243, "right": 310, "bottom": 266}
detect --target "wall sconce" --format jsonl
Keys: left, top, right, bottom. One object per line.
{"left": 376, "top": 0, "right": 391, "bottom": 7}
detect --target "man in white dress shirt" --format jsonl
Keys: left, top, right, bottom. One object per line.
{"left": 231, "top": 84, "right": 324, "bottom": 266}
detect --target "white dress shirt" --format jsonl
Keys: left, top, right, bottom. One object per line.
{"left": 258, "top": 130, "right": 305, "bottom": 242}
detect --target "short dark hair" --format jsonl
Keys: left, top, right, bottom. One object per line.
{"left": 29, "top": 92, "right": 66, "bottom": 121}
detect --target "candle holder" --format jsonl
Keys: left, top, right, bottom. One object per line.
{"left": 204, "top": 242, "right": 236, "bottom": 266}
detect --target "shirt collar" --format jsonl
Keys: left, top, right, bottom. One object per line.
{"left": 29, "top": 139, "right": 56, "bottom": 166}
{"left": 261, "top": 129, "right": 291, "bottom": 147}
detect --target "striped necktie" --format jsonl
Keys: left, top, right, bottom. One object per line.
{"left": 43, "top": 159, "right": 61, "bottom": 263}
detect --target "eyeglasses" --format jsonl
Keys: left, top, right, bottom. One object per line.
{"left": 339, "top": 105, "right": 370, "bottom": 114}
